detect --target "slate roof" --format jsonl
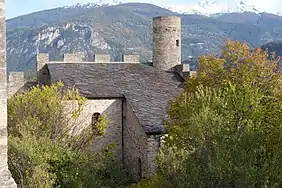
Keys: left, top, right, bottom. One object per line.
{"left": 46, "top": 62, "right": 183, "bottom": 134}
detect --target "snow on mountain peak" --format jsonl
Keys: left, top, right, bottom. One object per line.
{"left": 63, "top": 0, "right": 121, "bottom": 9}
{"left": 62, "top": 0, "right": 266, "bottom": 17}
{"left": 165, "top": 0, "right": 264, "bottom": 16}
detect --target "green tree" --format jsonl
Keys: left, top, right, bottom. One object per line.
{"left": 8, "top": 82, "right": 129, "bottom": 188}
{"left": 137, "top": 40, "right": 282, "bottom": 187}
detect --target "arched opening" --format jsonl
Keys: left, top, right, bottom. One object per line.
{"left": 176, "top": 39, "right": 179, "bottom": 47}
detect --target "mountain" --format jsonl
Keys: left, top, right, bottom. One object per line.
{"left": 165, "top": 1, "right": 263, "bottom": 17}
{"left": 261, "top": 41, "right": 282, "bottom": 56}
{"left": 6, "top": 3, "right": 282, "bottom": 71}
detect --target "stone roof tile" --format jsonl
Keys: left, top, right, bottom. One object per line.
{"left": 47, "top": 62, "right": 183, "bottom": 134}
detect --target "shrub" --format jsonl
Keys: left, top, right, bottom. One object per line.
{"left": 8, "top": 82, "right": 129, "bottom": 188}
{"left": 136, "top": 40, "right": 282, "bottom": 187}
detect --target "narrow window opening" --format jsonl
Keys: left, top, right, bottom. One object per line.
{"left": 138, "top": 158, "right": 142, "bottom": 180}
{"left": 91, "top": 112, "right": 101, "bottom": 135}
{"left": 176, "top": 39, "right": 179, "bottom": 47}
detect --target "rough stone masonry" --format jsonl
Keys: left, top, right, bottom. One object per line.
{"left": 0, "top": 0, "right": 17, "bottom": 187}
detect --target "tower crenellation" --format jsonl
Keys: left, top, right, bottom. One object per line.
{"left": 152, "top": 16, "right": 181, "bottom": 71}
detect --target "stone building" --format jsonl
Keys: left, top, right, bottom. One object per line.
{"left": 6, "top": 16, "right": 194, "bottom": 183}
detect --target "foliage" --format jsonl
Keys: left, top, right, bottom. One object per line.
{"left": 136, "top": 40, "right": 282, "bottom": 187}
{"left": 8, "top": 82, "right": 129, "bottom": 188}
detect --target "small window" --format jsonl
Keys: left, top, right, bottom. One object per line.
{"left": 91, "top": 112, "right": 101, "bottom": 134}
{"left": 138, "top": 158, "right": 142, "bottom": 180}
{"left": 176, "top": 40, "right": 179, "bottom": 47}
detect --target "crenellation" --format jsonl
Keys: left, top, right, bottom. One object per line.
{"left": 94, "top": 54, "right": 111, "bottom": 63}
{"left": 64, "top": 53, "right": 84, "bottom": 62}
{"left": 122, "top": 55, "right": 139, "bottom": 63}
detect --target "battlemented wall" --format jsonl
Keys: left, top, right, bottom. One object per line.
{"left": 8, "top": 72, "right": 25, "bottom": 97}
{"left": 0, "top": 0, "right": 17, "bottom": 186}
{"left": 63, "top": 99, "right": 123, "bottom": 165}
{"left": 153, "top": 16, "right": 181, "bottom": 71}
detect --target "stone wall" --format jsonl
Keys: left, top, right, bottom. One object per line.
{"left": 63, "top": 99, "right": 123, "bottom": 165}
{"left": 0, "top": 0, "right": 17, "bottom": 186}
{"left": 8, "top": 72, "right": 25, "bottom": 97}
{"left": 123, "top": 101, "right": 160, "bottom": 181}
{"left": 123, "top": 101, "right": 147, "bottom": 181}
{"left": 146, "top": 135, "right": 161, "bottom": 176}
{"left": 153, "top": 16, "right": 181, "bottom": 71}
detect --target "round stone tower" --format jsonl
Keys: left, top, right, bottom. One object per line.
{"left": 153, "top": 16, "right": 181, "bottom": 71}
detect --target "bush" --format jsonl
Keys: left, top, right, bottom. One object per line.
{"left": 136, "top": 40, "right": 282, "bottom": 187}
{"left": 8, "top": 82, "right": 129, "bottom": 188}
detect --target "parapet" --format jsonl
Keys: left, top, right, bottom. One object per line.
{"left": 153, "top": 16, "right": 181, "bottom": 29}
{"left": 35, "top": 53, "right": 141, "bottom": 66}
{"left": 122, "top": 55, "right": 139, "bottom": 63}
{"left": 64, "top": 53, "right": 84, "bottom": 61}
{"left": 94, "top": 54, "right": 111, "bottom": 63}
{"left": 8, "top": 72, "right": 25, "bottom": 97}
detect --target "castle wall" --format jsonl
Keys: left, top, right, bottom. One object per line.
{"left": 0, "top": 0, "right": 17, "bottom": 186}
{"left": 63, "top": 99, "right": 123, "bottom": 165}
{"left": 123, "top": 101, "right": 160, "bottom": 181}
{"left": 153, "top": 16, "right": 181, "bottom": 71}
{"left": 8, "top": 72, "right": 25, "bottom": 97}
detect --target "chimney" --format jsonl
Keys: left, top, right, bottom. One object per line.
{"left": 36, "top": 53, "right": 49, "bottom": 84}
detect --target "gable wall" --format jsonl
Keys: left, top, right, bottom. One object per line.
{"left": 63, "top": 99, "right": 123, "bottom": 165}
{"left": 123, "top": 101, "right": 161, "bottom": 181}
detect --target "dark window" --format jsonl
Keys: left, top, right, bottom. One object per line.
{"left": 176, "top": 39, "right": 179, "bottom": 46}
{"left": 91, "top": 112, "right": 101, "bottom": 134}
{"left": 138, "top": 158, "right": 142, "bottom": 180}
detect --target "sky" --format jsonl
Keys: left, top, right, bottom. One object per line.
{"left": 6, "top": 0, "right": 281, "bottom": 19}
